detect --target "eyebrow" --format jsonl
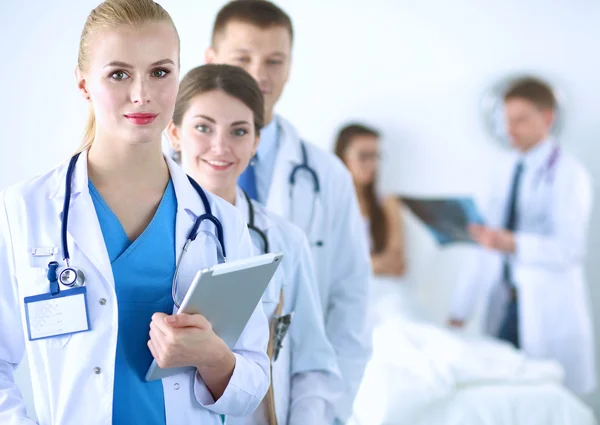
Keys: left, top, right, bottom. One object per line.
{"left": 232, "top": 48, "right": 287, "bottom": 58}
{"left": 194, "top": 115, "right": 251, "bottom": 127}
{"left": 104, "top": 59, "right": 175, "bottom": 69}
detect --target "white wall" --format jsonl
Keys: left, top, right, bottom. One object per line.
{"left": 2, "top": 0, "right": 599, "bottom": 420}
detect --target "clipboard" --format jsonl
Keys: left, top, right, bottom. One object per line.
{"left": 401, "top": 197, "right": 485, "bottom": 245}
{"left": 145, "top": 252, "right": 284, "bottom": 381}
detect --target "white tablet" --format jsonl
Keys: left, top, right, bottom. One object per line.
{"left": 145, "top": 252, "right": 283, "bottom": 382}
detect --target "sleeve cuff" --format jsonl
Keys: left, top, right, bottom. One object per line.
{"left": 194, "top": 353, "right": 266, "bottom": 416}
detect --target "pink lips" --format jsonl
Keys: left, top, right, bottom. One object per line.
{"left": 203, "top": 159, "right": 233, "bottom": 171}
{"left": 124, "top": 113, "right": 158, "bottom": 125}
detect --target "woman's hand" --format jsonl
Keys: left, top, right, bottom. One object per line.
{"left": 148, "top": 312, "right": 218, "bottom": 370}
{"left": 148, "top": 312, "right": 236, "bottom": 399}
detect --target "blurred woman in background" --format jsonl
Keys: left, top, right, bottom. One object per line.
{"left": 334, "top": 124, "right": 413, "bottom": 324}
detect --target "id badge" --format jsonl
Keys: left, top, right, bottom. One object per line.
{"left": 24, "top": 287, "right": 91, "bottom": 341}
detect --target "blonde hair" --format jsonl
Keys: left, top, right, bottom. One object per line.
{"left": 76, "top": 0, "right": 179, "bottom": 153}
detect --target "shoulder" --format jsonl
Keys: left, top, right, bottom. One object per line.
{"left": 254, "top": 201, "right": 307, "bottom": 254}
{"left": 278, "top": 115, "right": 352, "bottom": 186}
{"left": 558, "top": 149, "right": 591, "bottom": 181}
{"left": 301, "top": 139, "right": 351, "bottom": 182}
{"left": 2, "top": 163, "right": 65, "bottom": 212}
{"left": 206, "top": 190, "right": 248, "bottom": 236}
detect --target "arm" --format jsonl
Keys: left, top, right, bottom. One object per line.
{"left": 288, "top": 234, "right": 342, "bottom": 425}
{"left": 0, "top": 192, "right": 37, "bottom": 425}
{"left": 326, "top": 170, "right": 372, "bottom": 423}
{"left": 371, "top": 196, "right": 406, "bottom": 276}
{"left": 193, "top": 214, "right": 270, "bottom": 416}
{"left": 289, "top": 372, "right": 337, "bottom": 425}
{"left": 470, "top": 165, "right": 593, "bottom": 271}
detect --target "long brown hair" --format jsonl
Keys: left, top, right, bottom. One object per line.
{"left": 335, "top": 123, "right": 386, "bottom": 253}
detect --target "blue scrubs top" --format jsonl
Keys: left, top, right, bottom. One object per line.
{"left": 89, "top": 180, "right": 176, "bottom": 425}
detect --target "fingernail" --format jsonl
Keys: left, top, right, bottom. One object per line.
{"left": 165, "top": 316, "right": 176, "bottom": 324}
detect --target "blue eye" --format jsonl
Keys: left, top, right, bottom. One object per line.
{"left": 233, "top": 128, "right": 248, "bottom": 137}
{"left": 267, "top": 59, "right": 282, "bottom": 66}
{"left": 110, "top": 71, "right": 129, "bottom": 80}
{"left": 196, "top": 125, "right": 210, "bottom": 133}
{"left": 235, "top": 57, "right": 251, "bottom": 64}
{"left": 152, "top": 69, "right": 170, "bottom": 78}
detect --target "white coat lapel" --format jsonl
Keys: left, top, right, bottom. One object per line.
{"left": 236, "top": 186, "right": 274, "bottom": 255}
{"left": 50, "top": 150, "right": 113, "bottom": 286}
{"left": 166, "top": 157, "right": 220, "bottom": 305}
{"left": 266, "top": 116, "right": 302, "bottom": 220}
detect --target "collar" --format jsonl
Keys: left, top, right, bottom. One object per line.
{"left": 256, "top": 116, "right": 280, "bottom": 160}
{"left": 235, "top": 186, "right": 274, "bottom": 231}
{"left": 519, "top": 138, "right": 555, "bottom": 172}
{"left": 273, "top": 114, "right": 304, "bottom": 165}
{"left": 49, "top": 149, "right": 207, "bottom": 223}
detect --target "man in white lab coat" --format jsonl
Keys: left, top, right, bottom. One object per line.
{"left": 204, "top": 2, "right": 372, "bottom": 423}
{"left": 449, "top": 77, "right": 596, "bottom": 394}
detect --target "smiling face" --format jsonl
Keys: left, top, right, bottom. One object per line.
{"left": 76, "top": 21, "right": 180, "bottom": 146}
{"left": 168, "top": 89, "right": 259, "bottom": 200}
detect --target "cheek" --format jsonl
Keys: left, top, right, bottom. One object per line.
{"left": 90, "top": 81, "right": 122, "bottom": 118}
{"left": 180, "top": 131, "right": 210, "bottom": 158}
{"left": 345, "top": 159, "right": 362, "bottom": 177}
{"left": 233, "top": 142, "right": 254, "bottom": 170}
{"left": 156, "top": 79, "right": 179, "bottom": 108}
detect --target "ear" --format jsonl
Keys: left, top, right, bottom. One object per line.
{"left": 543, "top": 109, "right": 555, "bottom": 127}
{"left": 204, "top": 46, "right": 216, "bottom": 64}
{"left": 75, "top": 67, "right": 90, "bottom": 101}
{"left": 166, "top": 121, "right": 181, "bottom": 152}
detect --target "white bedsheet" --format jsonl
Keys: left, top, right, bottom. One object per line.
{"left": 348, "top": 315, "right": 597, "bottom": 425}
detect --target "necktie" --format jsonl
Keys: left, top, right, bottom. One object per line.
{"left": 502, "top": 161, "right": 524, "bottom": 284}
{"left": 238, "top": 155, "right": 259, "bottom": 202}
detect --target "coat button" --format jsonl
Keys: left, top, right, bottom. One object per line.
{"left": 94, "top": 367, "right": 102, "bottom": 374}
{"left": 99, "top": 298, "right": 107, "bottom": 305}
{"left": 173, "top": 383, "right": 180, "bottom": 390}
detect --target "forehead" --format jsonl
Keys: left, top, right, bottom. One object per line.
{"left": 216, "top": 21, "right": 291, "bottom": 54}
{"left": 504, "top": 97, "right": 541, "bottom": 114}
{"left": 185, "top": 90, "right": 254, "bottom": 121}
{"left": 348, "top": 134, "right": 379, "bottom": 150}
{"left": 87, "top": 22, "right": 179, "bottom": 69}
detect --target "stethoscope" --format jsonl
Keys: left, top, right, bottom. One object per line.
{"left": 242, "top": 190, "right": 269, "bottom": 254}
{"left": 242, "top": 190, "right": 293, "bottom": 363}
{"left": 532, "top": 145, "right": 561, "bottom": 186}
{"left": 288, "top": 141, "right": 323, "bottom": 247}
{"left": 48, "top": 152, "right": 226, "bottom": 309}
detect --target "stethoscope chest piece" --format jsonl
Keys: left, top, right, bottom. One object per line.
{"left": 59, "top": 267, "right": 86, "bottom": 287}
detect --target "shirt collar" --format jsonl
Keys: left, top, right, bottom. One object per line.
{"left": 256, "top": 117, "right": 280, "bottom": 160}
{"left": 518, "top": 138, "right": 555, "bottom": 171}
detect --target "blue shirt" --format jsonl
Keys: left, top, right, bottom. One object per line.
{"left": 89, "top": 180, "right": 176, "bottom": 425}
{"left": 255, "top": 118, "right": 280, "bottom": 203}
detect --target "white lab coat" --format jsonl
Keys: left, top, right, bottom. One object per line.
{"left": 0, "top": 151, "right": 271, "bottom": 425}
{"left": 265, "top": 116, "right": 372, "bottom": 422}
{"left": 451, "top": 140, "right": 596, "bottom": 394}
{"left": 227, "top": 188, "right": 342, "bottom": 425}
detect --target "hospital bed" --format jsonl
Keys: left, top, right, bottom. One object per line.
{"left": 348, "top": 318, "right": 597, "bottom": 425}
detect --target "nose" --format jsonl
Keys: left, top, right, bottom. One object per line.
{"left": 210, "top": 130, "right": 229, "bottom": 155}
{"left": 130, "top": 78, "right": 151, "bottom": 104}
{"left": 248, "top": 61, "right": 268, "bottom": 87}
